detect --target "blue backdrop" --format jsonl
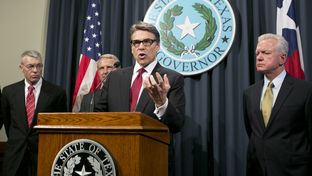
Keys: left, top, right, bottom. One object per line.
{"left": 44, "top": 0, "right": 312, "bottom": 175}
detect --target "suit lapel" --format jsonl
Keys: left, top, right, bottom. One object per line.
{"left": 136, "top": 90, "right": 150, "bottom": 112}
{"left": 36, "top": 80, "right": 47, "bottom": 113}
{"left": 32, "top": 80, "right": 53, "bottom": 127}
{"left": 15, "top": 81, "right": 28, "bottom": 129}
{"left": 135, "top": 63, "right": 162, "bottom": 112}
{"left": 266, "top": 75, "right": 293, "bottom": 127}
{"left": 121, "top": 68, "right": 133, "bottom": 111}
{"left": 254, "top": 80, "right": 267, "bottom": 130}
{"left": 32, "top": 81, "right": 44, "bottom": 127}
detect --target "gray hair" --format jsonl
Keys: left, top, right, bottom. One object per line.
{"left": 258, "top": 33, "right": 288, "bottom": 57}
{"left": 97, "top": 54, "right": 120, "bottom": 68}
{"left": 21, "top": 50, "right": 42, "bottom": 64}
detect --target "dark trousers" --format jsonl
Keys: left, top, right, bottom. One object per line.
{"left": 16, "top": 149, "right": 37, "bottom": 176}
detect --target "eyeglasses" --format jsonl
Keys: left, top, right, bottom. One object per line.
{"left": 22, "top": 64, "right": 43, "bottom": 71}
{"left": 130, "top": 39, "right": 157, "bottom": 47}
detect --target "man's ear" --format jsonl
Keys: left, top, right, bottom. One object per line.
{"left": 279, "top": 54, "right": 287, "bottom": 66}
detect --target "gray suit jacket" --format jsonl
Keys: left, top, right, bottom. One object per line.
{"left": 94, "top": 63, "right": 185, "bottom": 133}
{"left": 243, "top": 74, "right": 312, "bottom": 176}
{"left": 1, "top": 79, "right": 67, "bottom": 176}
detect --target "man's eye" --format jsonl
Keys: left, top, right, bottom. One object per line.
{"left": 131, "top": 40, "right": 141, "bottom": 45}
{"left": 142, "top": 39, "right": 152, "bottom": 43}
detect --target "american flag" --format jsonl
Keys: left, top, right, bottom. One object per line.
{"left": 277, "top": 0, "right": 305, "bottom": 80}
{"left": 72, "top": 0, "right": 102, "bottom": 112}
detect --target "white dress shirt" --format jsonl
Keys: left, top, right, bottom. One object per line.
{"left": 132, "top": 60, "right": 168, "bottom": 119}
{"left": 260, "top": 70, "right": 286, "bottom": 109}
{"left": 24, "top": 78, "right": 42, "bottom": 108}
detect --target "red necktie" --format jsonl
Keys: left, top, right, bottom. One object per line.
{"left": 26, "top": 86, "right": 35, "bottom": 127}
{"left": 130, "top": 67, "right": 145, "bottom": 111}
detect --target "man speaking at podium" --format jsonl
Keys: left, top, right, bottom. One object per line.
{"left": 93, "top": 21, "right": 185, "bottom": 133}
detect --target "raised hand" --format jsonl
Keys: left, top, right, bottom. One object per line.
{"left": 143, "top": 72, "right": 170, "bottom": 107}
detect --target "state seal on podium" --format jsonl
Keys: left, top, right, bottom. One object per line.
{"left": 51, "top": 139, "right": 116, "bottom": 176}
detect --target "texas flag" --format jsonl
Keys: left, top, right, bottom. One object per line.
{"left": 277, "top": 0, "right": 305, "bottom": 80}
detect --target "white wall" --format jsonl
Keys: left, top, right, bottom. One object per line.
{"left": 0, "top": 0, "right": 49, "bottom": 141}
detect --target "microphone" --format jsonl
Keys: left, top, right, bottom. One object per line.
{"left": 89, "top": 71, "right": 112, "bottom": 112}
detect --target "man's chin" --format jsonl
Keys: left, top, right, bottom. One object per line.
{"left": 256, "top": 68, "right": 266, "bottom": 73}
{"left": 30, "top": 79, "right": 40, "bottom": 84}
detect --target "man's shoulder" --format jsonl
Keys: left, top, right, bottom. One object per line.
{"left": 155, "top": 64, "right": 183, "bottom": 77}
{"left": 285, "top": 74, "right": 312, "bottom": 90}
{"left": 244, "top": 79, "right": 263, "bottom": 93}
{"left": 2, "top": 80, "right": 24, "bottom": 92}
{"left": 82, "top": 92, "right": 93, "bottom": 99}
{"left": 41, "top": 79, "right": 66, "bottom": 93}
{"left": 111, "top": 66, "right": 132, "bottom": 75}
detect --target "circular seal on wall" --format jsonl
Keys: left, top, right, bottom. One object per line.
{"left": 144, "top": 0, "right": 236, "bottom": 75}
{"left": 51, "top": 139, "right": 116, "bottom": 176}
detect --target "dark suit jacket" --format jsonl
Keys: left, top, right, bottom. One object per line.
{"left": 1, "top": 79, "right": 67, "bottom": 176}
{"left": 94, "top": 63, "right": 185, "bottom": 133}
{"left": 80, "top": 89, "right": 102, "bottom": 112}
{"left": 243, "top": 74, "right": 312, "bottom": 176}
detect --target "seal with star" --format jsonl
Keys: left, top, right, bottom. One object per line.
{"left": 144, "top": 0, "right": 236, "bottom": 75}
{"left": 51, "top": 139, "right": 116, "bottom": 176}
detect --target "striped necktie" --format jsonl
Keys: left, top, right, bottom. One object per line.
{"left": 26, "top": 86, "right": 35, "bottom": 127}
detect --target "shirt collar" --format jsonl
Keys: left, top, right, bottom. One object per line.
{"left": 25, "top": 77, "right": 43, "bottom": 90}
{"left": 133, "top": 59, "right": 157, "bottom": 74}
{"left": 264, "top": 70, "right": 286, "bottom": 88}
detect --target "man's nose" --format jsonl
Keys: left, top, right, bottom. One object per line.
{"left": 138, "top": 42, "right": 146, "bottom": 49}
{"left": 103, "top": 67, "right": 109, "bottom": 73}
{"left": 256, "top": 54, "right": 263, "bottom": 60}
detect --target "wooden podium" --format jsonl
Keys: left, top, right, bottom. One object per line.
{"left": 35, "top": 112, "right": 169, "bottom": 176}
